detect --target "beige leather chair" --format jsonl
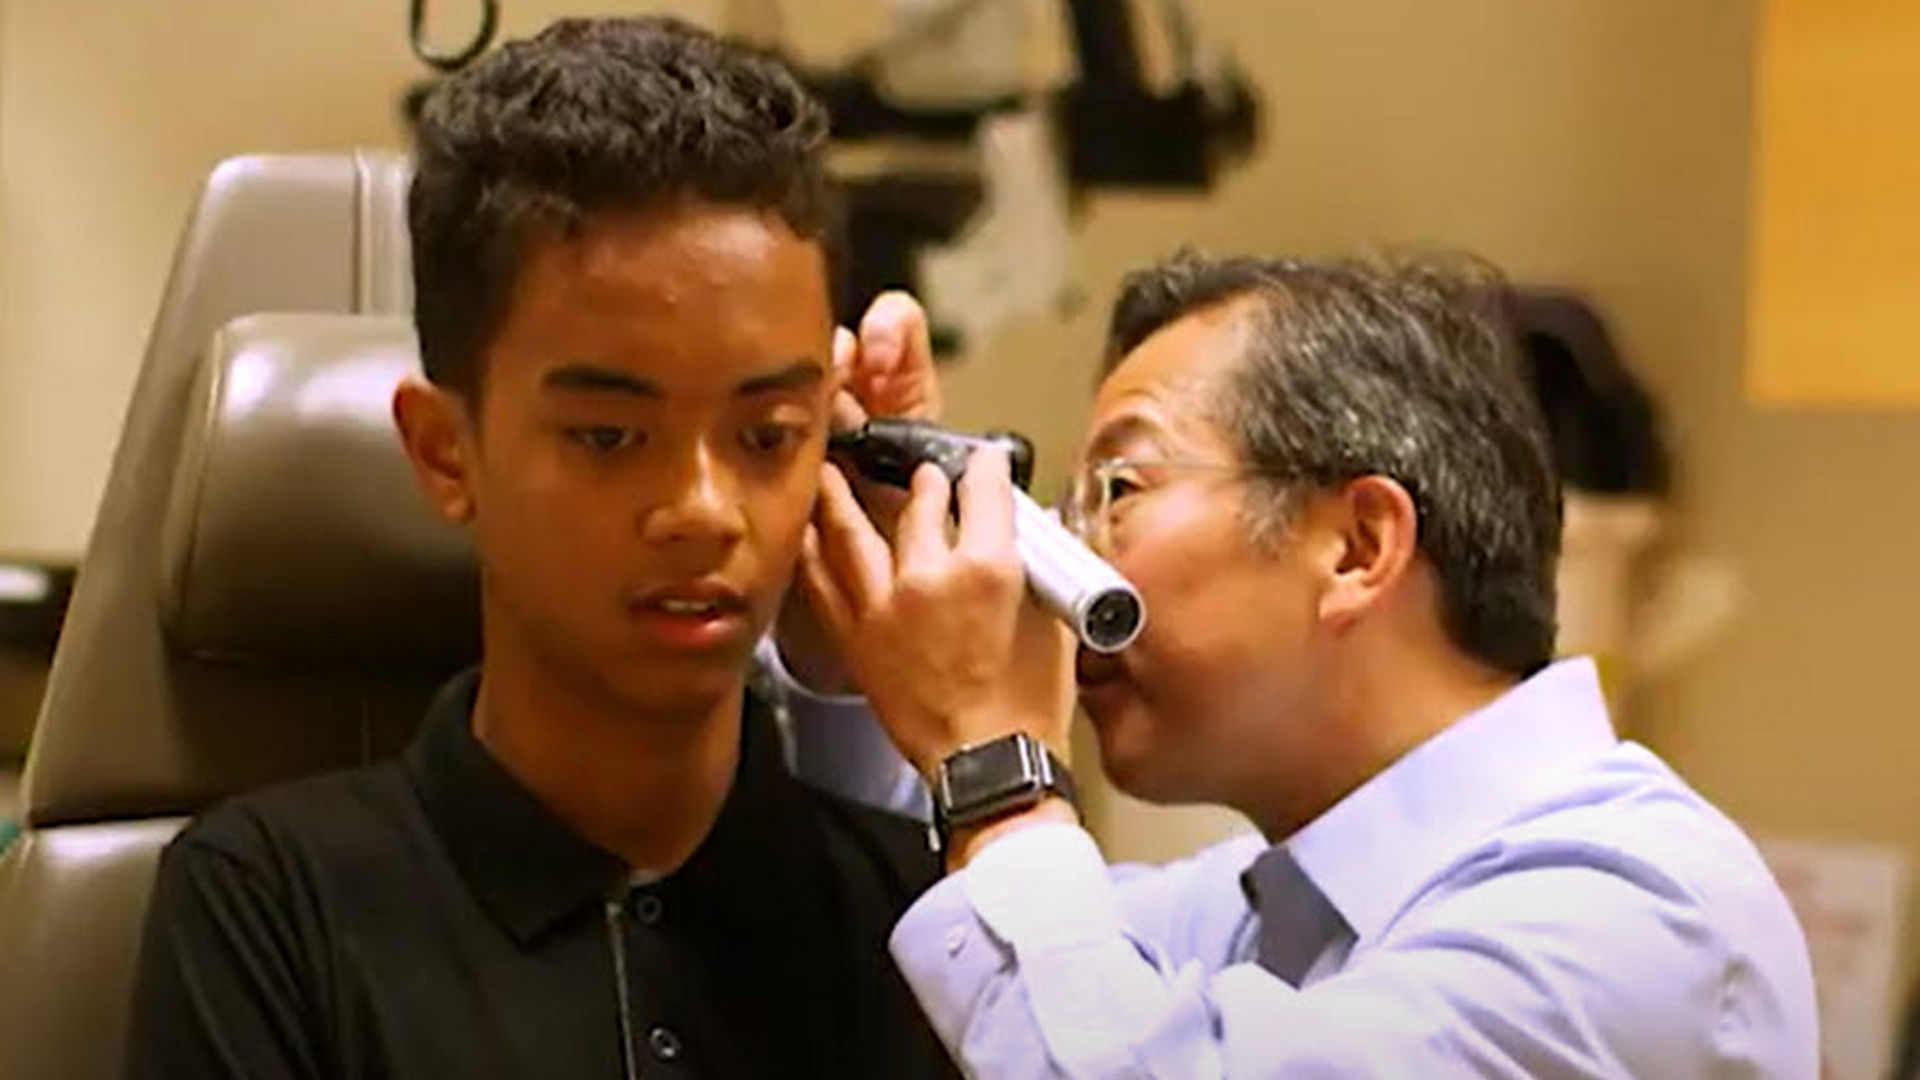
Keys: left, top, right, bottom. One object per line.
{"left": 0, "top": 153, "right": 479, "bottom": 1080}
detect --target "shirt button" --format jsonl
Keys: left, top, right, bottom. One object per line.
{"left": 944, "top": 924, "right": 969, "bottom": 957}
{"left": 633, "top": 893, "right": 663, "bottom": 926}
{"left": 647, "top": 1024, "right": 683, "bottom": 1063}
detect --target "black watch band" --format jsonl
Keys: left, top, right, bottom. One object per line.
{"left": 929, "top": 732, "right": 1076, "bottom": 852}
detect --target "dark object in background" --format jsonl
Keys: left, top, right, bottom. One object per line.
{"left": 834, "top": 171, "right": 983, "bottom": 356}
{"left": 407, "top": 0, "right": 498, "bottom": 73}
{"left": 399, "top": 1, "right": 1263, "bottom": 355}
{"left": 1895, "top": 979, "right": 1920, "bottom": 1080}
{"left": 1055, "top": 0, "right": 1258, "bottom": 188}
{"left": 0, "top": 560, "right": 76, "bottom": 760}
{"left": 818, "top": 0, "right": 1259, "bottom": 340}
{"left": 1510, "top": 290, "right": 1670, "bottom": 497}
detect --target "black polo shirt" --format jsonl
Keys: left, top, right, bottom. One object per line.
{"left": 122, "top": 671, "right": 957, "bottom": 1080}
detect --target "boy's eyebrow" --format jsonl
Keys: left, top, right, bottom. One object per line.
{"left": 541, "top": 364, "right": 662, "bottom": 398}
{"left": 538, "top": 360, "right": 823, "bottom": 398}
{"left": 736, "top": 360, "right": 824, "bottom": 396}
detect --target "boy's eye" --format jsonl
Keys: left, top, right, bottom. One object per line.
{"left": 742, "top": 422, "right": 804, "bottom": 455}
{"left": 567, "top": 426, "right": 641, "bottom": 454}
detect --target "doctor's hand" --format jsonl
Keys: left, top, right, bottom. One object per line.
{"left": 832, "top": 290, "right": 943, "bottom": 427}
{"left": 775, "top": 292, "right": 943, "bottom": 693}
{"left": 796, "top": 447, "right": 1077, "bottom": 779}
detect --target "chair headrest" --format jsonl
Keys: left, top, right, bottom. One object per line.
{"left": 23, "top": 153, "right": 452, "bottom": 828}
{"left": 159, "top": 313, "right": 477, "bottom": 667}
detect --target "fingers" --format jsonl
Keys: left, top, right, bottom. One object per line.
{"left": 830, "top": 388, "right": 868, "bottom": 433}
{"left": 856, "top": 291, "right": 942, "bottom": 419}
{"left": 955, "top": 446, "right": 1017, "bottom": 563}
{"left": 832, "top": 325, "right": 857, "bottom": 381}
{"left": 830, "top": 327, "right": 870, "bottom": 434}
{"left": 796, "top": 524, "right": 851, "bottom": 641}
{"left": 812, "top": 462, "right": 893, "bottom": 613}
{"left": 856, "top": 292, "right": 920, "bottom": 377}
{"left": 894, "top": 462, "right": 954, "bottom": 576}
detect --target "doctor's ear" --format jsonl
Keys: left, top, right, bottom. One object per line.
{"left": 1313, "top": 475, "right": 1419, "bottom": 628}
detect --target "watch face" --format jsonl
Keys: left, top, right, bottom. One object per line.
{"left": 942, "top": 735, "right": 1044, "bottom": 817}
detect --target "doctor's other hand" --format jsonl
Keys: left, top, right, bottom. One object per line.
{"left": 798, "top": 447, "right": 1077, "bottom": 778}
{"left": 776, "top": 290, "right": 944, "bottom": 693}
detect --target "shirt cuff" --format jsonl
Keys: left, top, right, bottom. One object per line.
{"left": 892, "top": 823, "right": 1163, "bottom": 1073}
{"left": 890, "top": 872, "right": 1012, "bottom": 1054}
{"left": 965, "top": 822, "right": 1123, "bottom": 946}
{"left": 890, "top": 824, "right": 1119, "bottom": 1016}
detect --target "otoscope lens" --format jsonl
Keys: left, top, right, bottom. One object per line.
{"left": 1082, "top": 590, "right": 1144, "bottom": 653}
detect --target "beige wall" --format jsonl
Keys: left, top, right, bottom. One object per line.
{"left": 2, "top": 0, "right": 1916, "bottom": 973}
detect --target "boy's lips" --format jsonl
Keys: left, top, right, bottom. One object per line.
{"left": 626, "top": 579, "right": 752, "bottom": 651}
{"left": 633, "top": 578, "right": 748, "bottom": 613}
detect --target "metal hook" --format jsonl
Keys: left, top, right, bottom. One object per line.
{"left": 408, "top": 0, "right": 500, "bottom": 74}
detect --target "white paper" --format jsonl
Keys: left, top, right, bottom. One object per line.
{"left": 917, "top": 107, "right": 1074, "bottom": 355}
{"left": 879, "top": 0, "right": 1032, "bottom": 104}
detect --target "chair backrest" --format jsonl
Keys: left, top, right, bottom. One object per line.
{"left": 0, "top": 151, "right": 480, "bottom": 1080}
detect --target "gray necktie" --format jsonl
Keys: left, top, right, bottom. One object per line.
{"left": 1240, "top": 846, "right": 1347, "bottom": 987}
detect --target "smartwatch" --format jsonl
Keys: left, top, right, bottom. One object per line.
{"left": 930, "top": 732, "right": 1076, "bottom": 851}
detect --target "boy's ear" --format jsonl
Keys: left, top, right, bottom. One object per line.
{"left": 392, "top": 379, "right": 476, "bottom": 524}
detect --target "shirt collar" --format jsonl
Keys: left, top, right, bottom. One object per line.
{"left": 1282, "top": 657, "right": 1619, "bottom": 945}
{"left": 405, "top": 668, "right": 805, "bottom": 945}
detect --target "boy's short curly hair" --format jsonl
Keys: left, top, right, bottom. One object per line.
{"left": 407, "top": 17, "right": 838, "bottom": 396}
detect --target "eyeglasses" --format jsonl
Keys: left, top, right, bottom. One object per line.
{"left": 1057, "top": 457, "right": 1292, "bottom": 553}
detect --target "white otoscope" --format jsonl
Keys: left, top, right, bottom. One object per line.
{"left": 828, "top": 419, "right": 1145, "bottom": 653}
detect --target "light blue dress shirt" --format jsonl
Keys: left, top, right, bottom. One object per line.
{"left": 764, "top": 645, "right": 1821, "bottom": 1078}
